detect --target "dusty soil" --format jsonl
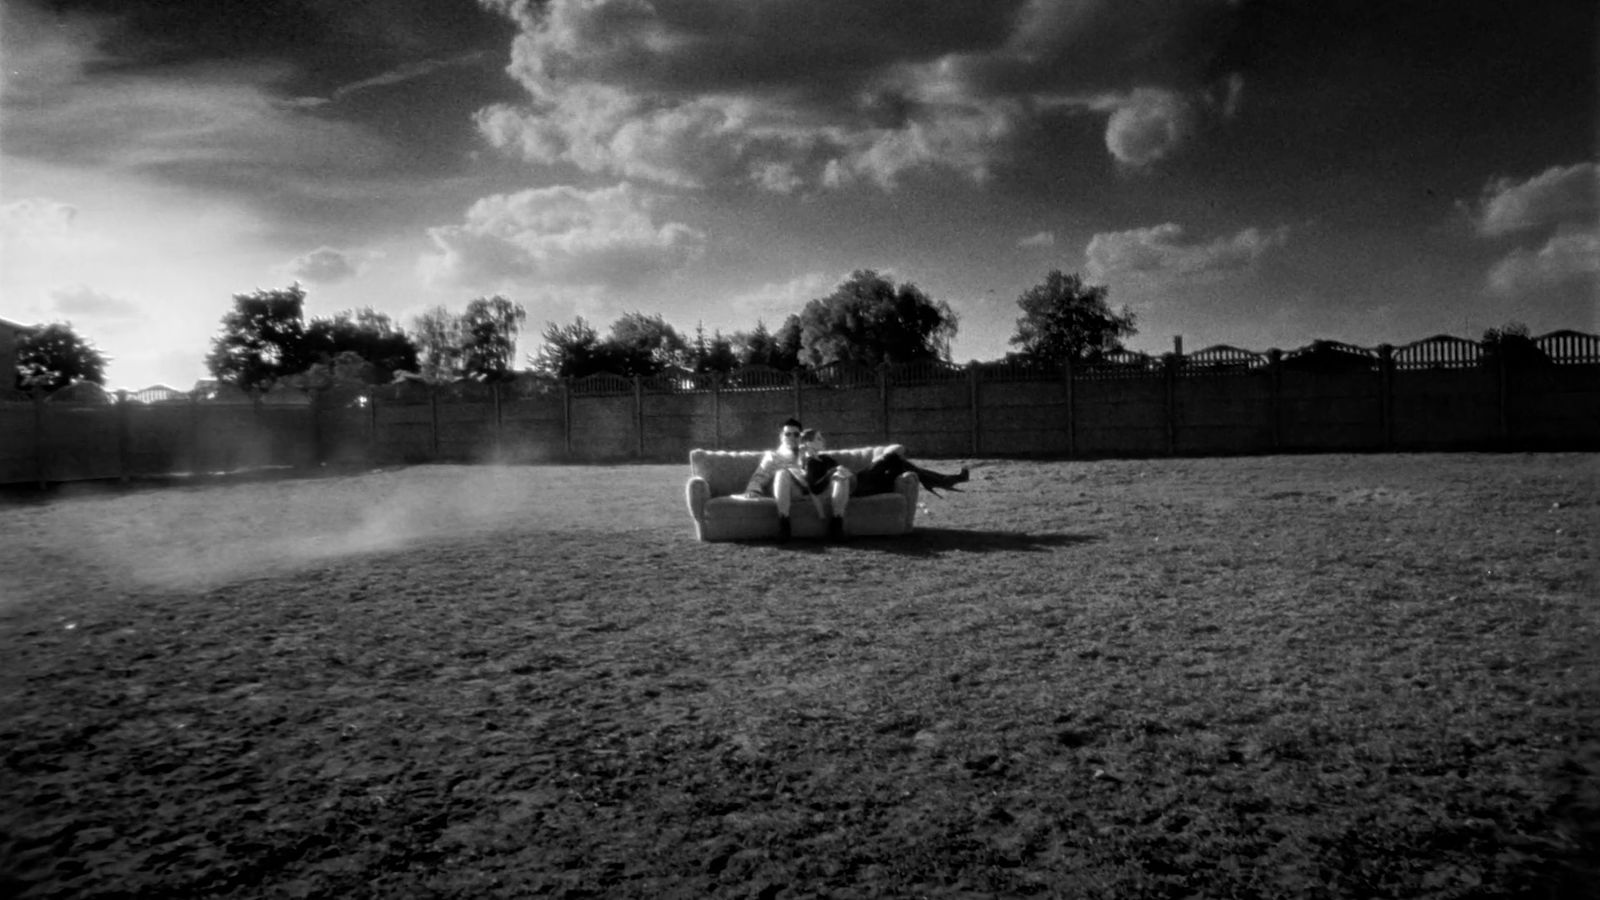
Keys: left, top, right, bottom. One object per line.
{"left": 1, "top": 454, "right": 1597, "bottom": 898}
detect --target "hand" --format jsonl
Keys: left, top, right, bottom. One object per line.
{"left": 742, "top": 489, "right": 760, "bottom": 499}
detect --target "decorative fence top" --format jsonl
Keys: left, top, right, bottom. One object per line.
{"left": 7, "top": 330, "right": 1595, "bottom": 404}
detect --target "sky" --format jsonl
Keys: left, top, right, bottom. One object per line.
{"left": 2, "top": 0, "right": 1595, "bottom": 390}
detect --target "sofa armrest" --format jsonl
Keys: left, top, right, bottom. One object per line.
{"left": 686, "top": 477, "right": 711, "bottom": 539}
{"left": 893, "top": 470, "right": 920, "bottom": 530}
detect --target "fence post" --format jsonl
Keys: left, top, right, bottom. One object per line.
{"left": 1267, "top": 349, "right": 1283, "bottom": 450}
{"left": 368, "top": 387, "right": 379, "bottom": 467}
{"left": 492, "top": 381, "right": 504, "bottom": 462}
{"left": 968, "top": 365, "right": 980, "bottom": 456}
{"left": 1163, "top": 352, "right": 1179, "bottom": 456}
{"left": 562, "top": 379, "right": 573, "bottom": 460}
{"left": 1496, "top": 351, "right": 1510, "bottom": 449}
{"left": 430, "top": 384, "right": 440, "bottom": 461}
{"left": 1377, "top": 345, "right": 1395, "bottom": 450}
{"left": 634, "top": 375, "right": 644, "bottom": 460}
{"left": 878, "top": 363, "right": 891, "bottom": 443}
{"left": 116, "top": 390, "right": 130, "bottom": 482}
{"left": 308, "top": 388, "right": 322, "bottom": 470}
{"left": 1064, "top": 358, "right": 1076, "bottom": 458}
{"left": 33, "top": 391, "right": 45, "bottom": 488}
{"left": 189, "top": 390, "right": 202, "bottom": 475}
{"left": 712, "top": 373, "right": 723, "bottom": 450}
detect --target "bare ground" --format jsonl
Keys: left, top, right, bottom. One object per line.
{"left": 1, "top": 453, "right": 1597, "bottom": 898}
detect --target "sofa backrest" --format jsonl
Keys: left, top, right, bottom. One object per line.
{"left": 690, "top": 445, "right": 905, "bottom": 497}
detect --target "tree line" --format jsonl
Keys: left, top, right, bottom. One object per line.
{"left": 11, "top": 269, "right": 1149, "bottom": 394}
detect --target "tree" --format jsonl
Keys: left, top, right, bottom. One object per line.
{"left": 1481, "top": 321, "right": 1552, "bottom": 369}
{"left": 303, "top": 308, "right": 419, "bottom": 384}
{"left": 798, "top": 270, "right": 958, "bottom": 369}
{"left": 531, "top": 317, "right": 620, "bottom": 378}
{"left": 1008, "top": 270, "right": 1137, "bottom": 364}
{"left": 734, "top": 315, "right": 803, "bottom": 371}
{"left": 14, "top": 322, "right": 107, "bottom": 392}
{"left": 460, "top": 295, "right": 527, "bottom": 381}
{"left": 206, "top": 285, "right": 312, "bottom": 391}
{"left": 690, "top": 322, "right": 739, "bottom": 375}
{"left": 608, "top": 311, "right": 688, "bottom": 376}
{"left": 410, "top": 306, "right": 465, "bottom": 383}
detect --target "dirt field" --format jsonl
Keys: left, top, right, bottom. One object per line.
{"left": 2, "top": 454, "right": 1596, "bottom": 898}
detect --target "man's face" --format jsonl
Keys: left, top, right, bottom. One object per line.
{"left": 780, "top": 425, "right": 801, "bottom": 452}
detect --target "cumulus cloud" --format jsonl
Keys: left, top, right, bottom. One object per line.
{"left": 48, "top": 284, "right": 142, "bottom": 320}
{"left": 473, "top": 0, "right": 1249, "bottom": 190}
{"left": 1086, "top": 223, "right": 1289, "bottom": 280}
{"left": 1473, "top": 162, "right": 1597, "bottom": 237}
{"left": 287, "top": 247, "right": 364, "bottom": 284}
{"left": 1486, "top": 226, "right": 1600, "bottom": 297}
{"left": 420, "top": 182, "right": 706, "bottom": 289}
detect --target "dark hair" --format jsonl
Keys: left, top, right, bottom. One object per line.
{"left": 782, "top": 417, "right": 803, "bottom": 430}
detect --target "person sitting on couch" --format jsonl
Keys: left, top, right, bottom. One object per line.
{"left": 738, "top": 417, "right": 811, "bottom": 540}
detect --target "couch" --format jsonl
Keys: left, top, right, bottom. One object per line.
{"left": 685, "top": 445, "right": 920, "bottom": 541}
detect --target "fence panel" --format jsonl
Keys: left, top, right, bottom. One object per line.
{"left": 1507, "top": 363, "right": 1600, "bottom": 448}
{"left": 371, "top": 388, "right": 436, "bottom": 465}
{"left": 0, "top": 401, "right": 38, "bottom": 483}
{"left": 1074, "top": 378, "right": 1166, "bottom": 457}
{"left": 1391, "top": 369, "right": 1499, "bottom": 448}
{"left": 570, "top": 395, "right": 637, "bottom": 460}
{"left": 1173, "top": 369, "right": 1274, "bottom": 454}
{"left": 1277, "top": 370, "right": 1384, "bottom": 450}
{"left": 642, "top": 391, "right": 718, "bottom": 461}
{"left": 890, "top": 381, "right": 971, "bottom": 457}
{"left": 800, "top": 382, "right": 884, "bottom": 449}
{"left": 38, "top": 402, "right": 121, "bottom": 482}
{"left": 125, "top": 401, "right": 196, "bottom": 476}
{"left": 500, "top": 390, "right": 566, "bottom": 463}
{"left": 717, "top": 390, "right": 796, "bottom": 451}
{"left": 976, "top": 379, "right": 1069, "bottom": 456}
{"left": 435, "top": 383, "right": 496, "bottom": 462}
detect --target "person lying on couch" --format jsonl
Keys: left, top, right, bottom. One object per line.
{"left": 798, "top": 428, "right": 971, "bottom": 541}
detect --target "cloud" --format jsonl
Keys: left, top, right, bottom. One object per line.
{"left": 1086, "top": 223, "right": 1289, "bottom": 280}
{"left": 1486, "top": 226, "right": 1600, "bottom": 296}
{"left": 285, "top": 51, "right": 497, "bottom": 108}
{"left": 1018, "top": 230, "right": 1056, "bottom": 248}
{"left": 1101, "top": 88, "right": 1199, "bottom": 168}
{"left": 420, "top": 183, "right": 706, "bottom": 289}
{"left": 1472, "top": 162, "right": 1597, "bottom": 237}
{"left": 0, "top": 198, "right": 79, "bottom": 247}
{"left": 48, "top": 284, "right": 142, "bottom": 320}
{"left": 474, "top": 0, "right": 1251, "bottom": 190}
{"left": 726, "top": 272, "right": 837, "bottom": 327}
{"left": 287, "top": 247, "right": 369, "bottom": 284}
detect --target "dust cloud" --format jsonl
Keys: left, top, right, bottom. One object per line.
{"left": 0, "top": 467, "right": 558, "bottom": 601}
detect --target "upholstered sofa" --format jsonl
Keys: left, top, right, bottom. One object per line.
{"left": 686, "top": 445, "right": 920, "bottom": 541}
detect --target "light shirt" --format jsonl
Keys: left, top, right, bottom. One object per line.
{"left": 745, "top": 445, "right": 803, "bottom": 495}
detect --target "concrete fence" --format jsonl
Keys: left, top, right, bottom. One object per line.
{"left": 3, "top": 331, "right": 1597, "bottom": 485}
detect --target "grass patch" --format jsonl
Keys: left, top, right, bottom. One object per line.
{"left": 1, "top": 454, "right": 1597, "bottom": 898}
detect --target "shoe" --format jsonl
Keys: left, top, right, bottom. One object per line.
{"left": 828, "top": 515, "right": 845, "bottom": 541}
{"left": 777, "top": 516, "right": 791, "bottom": 542}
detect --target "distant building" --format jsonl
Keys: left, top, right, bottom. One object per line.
{"left": 0, "top": 317, "right": 36, "bottom": 391}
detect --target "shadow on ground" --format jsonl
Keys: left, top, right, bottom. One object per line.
{"left": 844, "top": 527, "right": 1101, "bottom": 557}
